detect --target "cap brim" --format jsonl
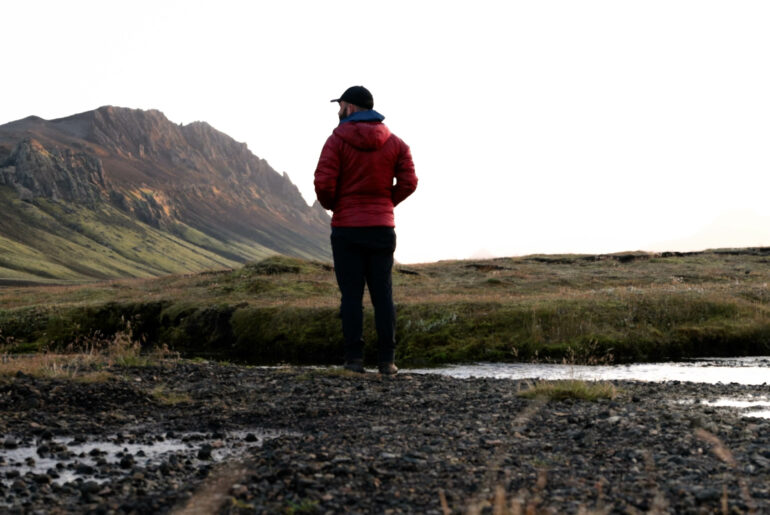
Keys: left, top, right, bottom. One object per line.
{"left": 330, "top": 98, "right": 341, "bottom": 103}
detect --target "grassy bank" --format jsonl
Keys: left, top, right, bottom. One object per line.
{"left": 1, "top": 250, "right": 769, "bottom": 366}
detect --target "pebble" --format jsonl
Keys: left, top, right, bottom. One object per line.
{"left": 76, "top": 464, "right": 95, "bottom": 475}
{"left": 197, "top": 444, "right": 213, "bottom": 460}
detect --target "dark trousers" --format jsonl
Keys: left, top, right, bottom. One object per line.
{"left": 331, "top": 226, "right": 397, "bottom": 364}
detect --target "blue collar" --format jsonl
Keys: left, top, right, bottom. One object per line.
{"left": 338, "top": 109, "right": 385, "bottom": 126}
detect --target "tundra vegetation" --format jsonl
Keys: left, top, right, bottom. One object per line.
{"left": 1, "top": 248, "right": 769, "bottom": 367}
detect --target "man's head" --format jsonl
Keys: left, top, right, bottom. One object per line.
{"left": 331, "top": 85, "right": 373, "bottom": 120}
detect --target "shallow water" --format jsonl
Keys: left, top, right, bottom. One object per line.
{"left": 409, "top": 356, "right": 770, "bottom": 418}
{"left": 0, "top": 429, "right": 285, "bottom": 486}
{"left": 409, "top": 356, "right": 770, "bottom": 385}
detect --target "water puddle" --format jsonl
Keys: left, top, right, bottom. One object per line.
{"left": 677, "top": 396, "right": 770, "bottom": 419}
{"left": 706, "top": 398, "right": 770, "bottom": 409}
{"left": 409, "top": 356, "right": 770, "bottom": 385}
{"left": 703, "top": 397, "right": 770, "bottom": 419}
{"left": 0, "top": 428, "right": 286, "bottom": 486}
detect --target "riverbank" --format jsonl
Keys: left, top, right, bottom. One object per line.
{"left": 2, "top": 250, "right": 770, "bottom": 365}
{"left": 1, "top": 361, "right": 769, "bottom": 513}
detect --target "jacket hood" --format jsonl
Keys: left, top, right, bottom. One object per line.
{"left": 334, "top": 110, "right": 391, "bottom": 150}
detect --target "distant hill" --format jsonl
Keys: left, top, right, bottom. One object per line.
{"left": 0, "top": 106, "right": 331, "bottom": 283}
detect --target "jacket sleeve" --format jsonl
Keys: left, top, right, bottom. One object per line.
{"left": 314, "top": 135, "right": 341, "bottom": 210}
{"left": 392, "top": 140, "right": 417, "bottom": 207}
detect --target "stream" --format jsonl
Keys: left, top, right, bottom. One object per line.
{"left": 410, "top": 356, "right": 770, "bottom": 419}
{"left": 409, "top": 356, "right": 770, "bottom": 385}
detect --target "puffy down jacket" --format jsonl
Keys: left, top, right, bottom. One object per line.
{"left": 314, "top": 111, "right": 417, "bottom": 227}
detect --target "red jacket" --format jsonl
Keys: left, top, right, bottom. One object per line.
{"left": 314, "top": 113, "right": 417, "bottom": 227}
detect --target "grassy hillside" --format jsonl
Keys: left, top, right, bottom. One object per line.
{"left": 0, "top": 186, "right": 279, "bottom": 283}
{"left": 1, "top": 249, "right": 769, "bottom": 365}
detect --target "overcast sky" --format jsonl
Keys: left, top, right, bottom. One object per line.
{"left": 3, "top": 1, "right": 769, "bottom": 263}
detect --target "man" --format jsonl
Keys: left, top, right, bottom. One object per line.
{"left": 314, "top": 85, "right": 417, "bottom": 375}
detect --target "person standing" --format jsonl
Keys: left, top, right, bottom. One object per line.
{"left": 314, "top": 85, "right": 417, "bottom": 375}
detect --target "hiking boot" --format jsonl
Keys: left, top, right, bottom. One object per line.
{"left": 343, "top": 359, "right": 365, "bottom": 374}
{"left": 378, "top": 362, "right": 398, "bottom": 376}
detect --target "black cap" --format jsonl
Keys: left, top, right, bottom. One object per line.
{"left": 330, "top": 86, "right": 374, "bottom": 109}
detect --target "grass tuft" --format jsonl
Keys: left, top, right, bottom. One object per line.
{"left": 517, "top": 380, "right": 618, "bottom": 401}
{"left": 150, "top": 385, "right": 192, "bottom": 405}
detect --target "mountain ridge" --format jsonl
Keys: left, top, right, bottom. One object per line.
{"left": 0, "top": 106, "right": 331, "bottom": 282}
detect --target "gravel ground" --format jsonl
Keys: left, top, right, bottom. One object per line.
{"left": 1, "top": 362, "right": 769, "bottom": 514}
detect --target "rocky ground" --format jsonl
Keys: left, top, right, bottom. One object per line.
{"left": 1, "top": 362, "right": 769, "bottom": 514}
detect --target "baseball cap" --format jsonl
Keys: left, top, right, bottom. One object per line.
{"left": 330, "top": 86, "right": 374, "bottom": 109}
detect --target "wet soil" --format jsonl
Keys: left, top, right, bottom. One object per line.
{"left": 1, "top": 362, "right": 769, "bottom": 514}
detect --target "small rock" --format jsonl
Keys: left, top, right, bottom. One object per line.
{"left": 11, "top": 479, "right": 27, "bottom": 493}
{"left": 33, "top": 474, "right": 51, "bottom": 484}
{"left": 752, "top": 454, "right": 770, "bottom": 469}
{"left": 76, "top": 464, "right": 95, "bottom": 475}
{"left": 197, "top": 444, "right": 213, "bottom": 460}
{"left": 79, "top": 481, "right": 101, "bottom": 495}
{"left": 695, "top": 488, "right": 721, "bottom": 502}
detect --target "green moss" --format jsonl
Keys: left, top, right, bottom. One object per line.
{"left": 230, "top": 306, "right": 342, "bottom": 364}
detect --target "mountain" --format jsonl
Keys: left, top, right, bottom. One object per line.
{"left": 0, "top": 106, "right": 331, "bottom": 283}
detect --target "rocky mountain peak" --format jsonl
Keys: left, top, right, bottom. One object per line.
{"left": 0, "top": 106, "right": 331, "bottom": 279}
{"left": 0, "top": 136, "right": 107, "bottom": 202}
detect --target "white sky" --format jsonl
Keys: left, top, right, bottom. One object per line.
{"left": 3, "top": 0, "right": 769, "bottom": 263}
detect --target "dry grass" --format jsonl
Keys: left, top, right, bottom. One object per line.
{"left": 695, "top": 428, "right": 758, "bottom": 513}
{"left": 0, "top": 352, "right": 109, "bottom": 382}
{"left": 0, "top": 324, "right": 177, "bottom": 381}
